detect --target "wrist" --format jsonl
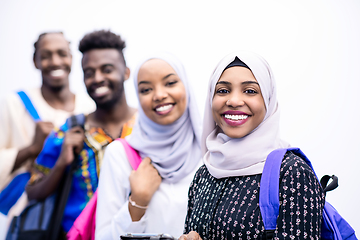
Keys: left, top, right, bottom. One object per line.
{"left": 128, "top": 193, "right": 151, "bottom": 208}
{"left": 129, "top": 195, "right": 148, "bottom": 209}
{"left": 28, "top": 144, "right": 41, "bottom": 158}
{"left": 55, "top": 155, "right": 70, "bottom": 169}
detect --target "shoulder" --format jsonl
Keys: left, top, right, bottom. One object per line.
{"left": 0, "top": 91, "right": 26, "bottom": 110}
{"left": 280, "top": 151, "right": 317, "bottom": 180}
{"left": 74, "top": 91, "right": 96, "bottom": 114}
{"left": 102, "top": 140, "right": 132, "bottom": 171}
{"left": 0, "top": 89, "right": 41, "bottom": 124}
{"left": 191, "top": 164, "right": 211, "bottom": 184}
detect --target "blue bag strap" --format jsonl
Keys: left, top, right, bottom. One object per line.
{"left": 259, "top": 148, "right": 288, "bottom": 231}
{"left": 260, "top": 147, "right": 312, "bottom": 231}
{"left": 17, "top": 91, "right": 41, "bottom": 122}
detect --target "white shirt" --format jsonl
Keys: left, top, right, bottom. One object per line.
{"left": 95, "top": 140, "right": 201, "bottom": 240}
{"left": 0, "top": 88, "right": 95, "bottom": 216}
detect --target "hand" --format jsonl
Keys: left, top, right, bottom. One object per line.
{"left": 129, "top": 157, "right": 162, "bottom": 206}
{"left": 178, "top": 231, "right": 203, "bottom": 240}
{"left": 57, "top": 126, "right": 84, "bottom": 167}
{"left": 30, "top": 121, "right": 54, "bottom": 156}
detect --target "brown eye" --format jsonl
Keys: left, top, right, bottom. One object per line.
{"left": 139, "top": 88, "right": 151, "bottom": 94}
{"left": 216, "top": 88, "right": 229, "bottom": 94}
{"left": 103, "top": 67, "right": 113, "bottom": 74}
{"left": 244, "top": 89, "right": 258, "bottom": 94}
{"left": 84, "top": 70, "right": 94, "bottom": 79}
{"left": 166, "top": 80, "right": 178, "bottom": 86}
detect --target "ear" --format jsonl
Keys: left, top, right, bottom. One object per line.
{"left": 124, "top": 67, "right": 130, "bottom": 81}
{"left": 33, "top": 56, "right": 40, "bottom": 69}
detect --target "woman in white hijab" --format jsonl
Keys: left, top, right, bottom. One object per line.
{"left": 95, "top": 52, "right": 202, "bottom": 239}
{"left": 180, "top": 51, "right": 325, "bottom": 240}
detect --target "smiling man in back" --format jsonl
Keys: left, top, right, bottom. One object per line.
{"left": 26, "top": 30, "right": 137, "bottom": 237}
{"left": 0, "top": 32, "right": 95, "bottom": 230}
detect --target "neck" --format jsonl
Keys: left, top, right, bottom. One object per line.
{"left": 93, "top": 95, "right": 133, "bottom": 125}
{"left": 41, "top": 82, "right": 75, "bottom": 112}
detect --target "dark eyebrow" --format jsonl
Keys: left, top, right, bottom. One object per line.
{"left": 216, "top": 80, "right": 231, "bottom": 86}
{"left": 138, "top": 73, "right": 176, "bottom": 86}
{"left": 138, "top": 80, "right": 151, "bottom": 86}
{"left": 101, "top": 63, "right": 114, "bottom": 68}
{"left": 216, "top": 80, "right": 259, "bottom": 86}
{"left": 162, "top": 73, "right": 175, "bottom": 80}
{"left": 242, "top": 81, "right": 259, "bottom": 85}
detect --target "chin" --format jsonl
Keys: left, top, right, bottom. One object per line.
{"left": 95, "top": 98, "right": 118, "bottom": 110}
{"left": 48, "top": 85, "right": 66, "bottom": 92}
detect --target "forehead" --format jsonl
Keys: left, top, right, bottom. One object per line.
{"left": 82, "top": 49, "right": 123, "bottom": 67}
{"left": 37, "top": 33, "right": 69, "bottom": 51}
{"left": 218, "top": 66, "right": 257, "bottom": 83}
{"left": 138, "top": 58, "right": 176, "bottom": 80}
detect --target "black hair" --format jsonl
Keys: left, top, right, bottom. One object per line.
{"left": 224, "top": 56, "right": 250, "bottom": 71}
{"left": 78, "top": 30, "right": 126, "bottom": 65}
{"left": 33, "top": 32, "right": 69, "bottom": 60}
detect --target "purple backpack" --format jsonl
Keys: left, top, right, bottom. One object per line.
{"left": 260, "top": 147, "right": 357, "bottom": 240}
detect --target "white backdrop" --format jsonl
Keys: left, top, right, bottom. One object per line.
{"left": 1, "top": 0, "right": 359, "bottom": 235}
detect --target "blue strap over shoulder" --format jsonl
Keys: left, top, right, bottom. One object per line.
{"left": 17, "top": 91, "right": 41, "bottom": 122}
{"left": 259, "top": 147, "right": 314, "bottom": 231}
{"left": 259, "top": 148, "right": 357, "bottom": 240}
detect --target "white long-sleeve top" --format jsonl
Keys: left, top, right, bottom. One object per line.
{"left": 95, "top": 140, "right": 201, "bottom": 240}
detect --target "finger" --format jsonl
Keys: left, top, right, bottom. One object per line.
{"left": 187, "top": 231, "right": 201, "bottom": 240}
{"left": 178, "top": 235, "right": 187, "bottom": 240}
{"left": 142, "top": 157, "right": 151, "bottom": 164}
{"left": 70, "top": 126, "right": 84, "bottom": 134}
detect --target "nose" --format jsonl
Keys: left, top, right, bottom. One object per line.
{"left": 50, "top": 53, "right": 62, "bottom": 66}
{"left": 226, "top": 93, "right": 245, "bottom": 107}
{"left": 153, "top": 86, "right": 168, "bottom": 102}
{"left": 94, "top": 70, "right": 105, "bottom": 83}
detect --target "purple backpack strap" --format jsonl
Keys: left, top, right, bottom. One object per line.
{"left": 260, "top": 147, "right": 311, "bottom": 231}
{"left": 116, "top": 138, "right": 142, "bottom": 170}
{"left": 260, "top": 148, "right": 358, "bottom": 240}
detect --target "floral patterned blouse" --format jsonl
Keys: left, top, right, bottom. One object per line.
{"left": 184, "top": 151, "right": 325, "bottom": 240}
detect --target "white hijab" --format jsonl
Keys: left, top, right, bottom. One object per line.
{"left": 126, "top": 52, "right": 202, "bottom": 183}
{"left": 202, "top": 50, "right": 289, "bottom": 179}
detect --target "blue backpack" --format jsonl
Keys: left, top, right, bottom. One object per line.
{"left": 260, "top": 147, "right": 357, "bottom": 240}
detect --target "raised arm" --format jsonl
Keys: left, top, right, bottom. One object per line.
{"left": 95, "top": 141, "right": 161, "bottom": 239}
{"left": 26, "top": 126, "right": 84, "bottom": 200}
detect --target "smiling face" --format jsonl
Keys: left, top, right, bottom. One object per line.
{"left": 82, "top": 49, "right": 129, "bottom": 108}
{"left": 212, "top": 66, "right": 266, "bottom": 139}
{"left": 137, "top": 58, "right": 187, "bottom": 125}
{"left": 33, "top": 33, "right": 72, "bottom": 91}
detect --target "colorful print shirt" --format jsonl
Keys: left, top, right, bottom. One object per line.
{"left": 184, "top": 151, "right": 325, "bottom": 240}
{"left": 30, "top": 113, "right": 137, "bottom": 232}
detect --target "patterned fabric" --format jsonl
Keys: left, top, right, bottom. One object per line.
{"left": 184, "top": 152, "right": 325, "bottom": 240}
{"left": 29, "top": 113, "right": 136, "bottom": 232}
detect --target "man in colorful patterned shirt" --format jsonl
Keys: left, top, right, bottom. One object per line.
{"left": 26, "top": 30, "right": 137, "bottom": 234}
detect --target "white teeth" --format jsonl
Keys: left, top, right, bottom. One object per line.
{"left": 224, "top": 114, "right": 248, "bottom": 120}
{"left": 156, "top": 104, "right": 173, "bottom": 112}
{"left": 50, "top": 69, "right": 65, "bottom": 77}
{"left": 94, "top": 86, "right": 109, "bottom": 95}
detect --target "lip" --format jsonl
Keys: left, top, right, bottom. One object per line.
{"left": 154, "top": 103, "right": 175, "bottom": 115}
{"left": 221, "top": 110, "right": 250, "bottom": 126}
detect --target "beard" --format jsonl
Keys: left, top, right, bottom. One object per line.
{"left": 95, "top": 84, "right": 125, "bottom": 111}
{"left": 48, "top": 85, "right": 65, "bottom": 93}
